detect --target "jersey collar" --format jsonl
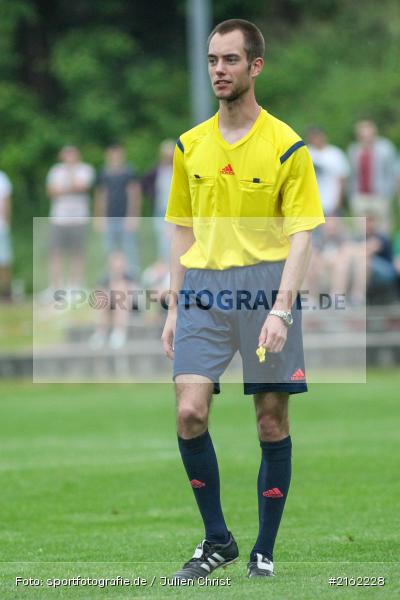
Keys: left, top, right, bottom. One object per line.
{"left": 213, "top": 108, "right": 267, "bottom": 150}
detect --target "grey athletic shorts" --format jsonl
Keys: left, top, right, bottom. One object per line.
{"left": 173, "top": 261, "right": 307, "bottom": 395}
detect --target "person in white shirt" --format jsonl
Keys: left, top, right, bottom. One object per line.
{"left": 306, "top": 126, "right": 350, "bottom": 216}
{"left": 0, "top": 170, "right": 13, "bottom": 300}
{"left": 45, "top": 146, "right": 95, "bottom": 292}
{"left": 304, "top": 127, "right": 350, "bottom": 302}
{"left": 141, "top": 140, "right": 175, "bottom": 308}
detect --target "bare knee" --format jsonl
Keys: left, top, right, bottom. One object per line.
{"left": 254, "top": 393, "right": 289, "bottom": 442}
{"left": 176, "top": 382, "right": 212, "bottom": 438}
{"left": 257, "top": 414, "right": 289, "bottom": 441}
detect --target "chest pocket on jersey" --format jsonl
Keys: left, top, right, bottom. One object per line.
{"left": 238, "top": 179, "right": 276, "bottom": 221}
{"left": 189, "top": 175, "right": 216, "bottom": 216}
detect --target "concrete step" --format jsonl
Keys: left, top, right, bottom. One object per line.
{"left": 65, "top": 321, "right": 164, "bottom": 343}
{"left": 0, "top": 331, "right": 381, "bottom": 380}
{"left": 2, "top": 305, "right": 400, "bottom": 379}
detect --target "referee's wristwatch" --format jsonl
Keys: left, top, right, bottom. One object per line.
{"left": 269, "top": 309, "right": 293, "bottom": 327}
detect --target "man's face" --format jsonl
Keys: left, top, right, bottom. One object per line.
{"left": 60, "top": 146, "right": 79, "bottom": 165}
{"left": 356, "top": 121, "right": 377, "bottom": 145}
{"left": 307, "top": 130, "right": 327, "bottom": 149}
{"left": 160, "top": 141, "right": 175, "bottom": 164}
{"left": 208, "top": 30, "right": 261, "bottom": 102}
{"left": 106, "top": 146, "right": 125, "bottom": 167}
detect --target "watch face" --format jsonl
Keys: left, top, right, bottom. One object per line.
{"left": 286, "top": 313, "right": 293, "bottom": 325}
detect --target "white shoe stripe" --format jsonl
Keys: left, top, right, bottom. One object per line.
{"left": 193, "top": 541, "right": 205, "bottom": 559}
{"left": 208, "top": 558, "right": 218, "bottom": 567}
{"left": 212, "top": 552, "right": 225, "bottom": 562}
{"left": 201, "top": 563, "right": 211, "bottom": 572}
{"left": 256, "top": 553, "right": 274, "bottom": 573}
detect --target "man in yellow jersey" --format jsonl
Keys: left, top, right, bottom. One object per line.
{"left": 161, "top": 19, "right": 324, "bottom": 580}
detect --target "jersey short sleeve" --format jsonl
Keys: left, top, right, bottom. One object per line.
{"left": 280, "top": 144, "right": 325, "bottom": 236}
{"left": 165, "top": 140, "right": 192, "bottom": 227}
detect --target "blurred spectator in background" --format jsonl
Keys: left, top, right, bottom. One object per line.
{"left": 142, "top": 138, "right": 175, "bottom": 261}
{"left": 43, "top": 146, "right": 95, "bottom": 298}
{"left": 141, "top": 139, "right": 174, "bottom": 309}
{"left": 305, "top": 217, "right": 354, "bottom": 303}
{"left": 330, "top": 213, "right": 397, "bottom": 305}
{"left": 0, "top": 169, "right": 13, "bottom": 301}
{"left": 348, "top": 119, "right": 398, "bottom": 233}
{"left": 393, "top": 230, "right": 400, "bottom": 294}
{"left": 365, "top": 213, "right": 397, "bottom": 302}
{"left": 89, "top": 251, "right": 136, "bottom": 350}
{"left": 95, "top": 143, "right": 142, "bottom": 280}
{"left": 306, "top": 125, "right": 350, "bottom": 216}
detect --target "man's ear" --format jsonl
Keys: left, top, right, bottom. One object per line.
{"left": 251, "top": 57, "right": 264, "bottom": 78}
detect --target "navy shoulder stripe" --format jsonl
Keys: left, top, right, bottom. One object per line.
{"left": 176, "top": 138, "right": 184, "bottom": 153}
{"left": 280, "top": 140, "right": 305, "bottom": 164}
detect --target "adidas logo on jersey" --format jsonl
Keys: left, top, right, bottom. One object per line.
{"left": 220, "top": 164, "right": 235, "bottom": 175}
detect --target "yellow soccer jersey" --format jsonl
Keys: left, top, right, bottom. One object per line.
{"left": 165, "top": 108, "right": 324, "bottom": 269}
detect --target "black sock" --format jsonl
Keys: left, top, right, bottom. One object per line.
{"left": 178, "top": 430, "right": 229, "bottom": 544}
{"left": 251, "top": 435, "right": 292, "bottom": 561}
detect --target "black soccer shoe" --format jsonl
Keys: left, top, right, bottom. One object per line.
{"left": 247, "top": 552, "right": 275, "bottom": 577}
{"left": 173, "top": 533, "right": 239, "bottom": 581}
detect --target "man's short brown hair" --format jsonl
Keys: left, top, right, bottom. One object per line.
{"left": 208, "top": 19, "right": 265, "bottom": 63}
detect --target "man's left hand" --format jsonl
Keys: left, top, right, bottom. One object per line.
{"left": 259, "top": 314, "right": 288, "bottom": 353}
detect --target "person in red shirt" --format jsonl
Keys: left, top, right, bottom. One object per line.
{"left": 348, "top": 120, "right": 398, "bottom": 234}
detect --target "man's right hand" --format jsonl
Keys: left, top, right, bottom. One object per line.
{"left": 161, "top": 309, "right": 177, "bottom": 359}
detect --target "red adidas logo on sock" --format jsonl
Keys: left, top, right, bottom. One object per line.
{"left": 290, "top": 368, "right": 305, "bottom": 381}
{"left": 263, "top": 487, "right": 284, "bottom": 498}
{"left": 190, "top": 479, "right": 206, "bottom": 488}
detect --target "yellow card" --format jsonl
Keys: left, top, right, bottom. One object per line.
{"left": 256, "top": 345, "right": 266, "bottom": 363}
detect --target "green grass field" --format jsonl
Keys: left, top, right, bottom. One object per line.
{"left": 1, "top": 373, "right": 399, "bottom": 599}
